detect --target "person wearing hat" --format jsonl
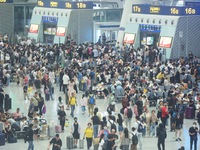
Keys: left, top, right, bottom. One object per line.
{"left": 47, "top": 134, "right": 62, "bottom": 150}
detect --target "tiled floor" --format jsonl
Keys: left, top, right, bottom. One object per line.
{"left": 1, "top": 83, "right": 200, "bottom": 150}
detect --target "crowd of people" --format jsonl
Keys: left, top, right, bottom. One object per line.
{"left": 0, "top": 36, "right": 199, "bottom": 150}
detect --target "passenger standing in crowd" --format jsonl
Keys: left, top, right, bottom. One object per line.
{"left": 134, "top": 116, "right": 143, "bottom": 150}
{"left": 69, "top": 92, "right": 77, "bottom": 118}
{"left": 80, "top": 94, "right": 87, "bottom": 115}
{"left": 91, "top": 111, "right": 100, "bottom": 138}
{"left": 71, "top": 117, "right": 81, "bottom": 148}
{"left": 175, "top": 114, "right": 182, "bottom": 141}
{"left": 26, "top": 124, "right": 34, "bottom": 150}
{"left": 131, "top": 127, "right": 138, "bottom": 150}
{"left": 189, "top": 122, "right": 199, "bottom": 150}
{"left": 63, "top": 71, "right": 69, "bottom": 93}
{"left": 117, "top": 113, "right": 123, "bottom": 141}
{"left": 120, "top": 127, "right": 130, "bottom": 150}
{"left": 32, "top": 92, "right": 39, "bottom": 118}
{"left": 136, "top": 96, "right": 143, "bottom": 116}
{"left": 197, "top": 108, "right": 200, "bottom": 134}
{"left": 88, "top": 91, "right": 95, "bottom": 117}
{"left": 123, "top": 103, "right": 133, "bottom": 131}
{"left": 157, "top": 123, "right": 167, "bottom": 150}
{"left": 58, "top": 106, "right": 66, "bottom": 132}
{"left": 83, "top": 122, "right": 94, "bottom": 150}
{"left": 34, "top": 76, "right": 41, "bottom": 94}
{"left": 59, "top": 69, "right": 64, "bottom": 92}
{"left": 47, "top": 134, "right": 62, "bottom": 150}
{"left": 149, "top": 110, "right": 158, "bottom": 137}
{"left": 38, "top": 93, "right": 44, "bottom": 116}
{"left": 161, "top": 103, "right": 169, "bottom": 129}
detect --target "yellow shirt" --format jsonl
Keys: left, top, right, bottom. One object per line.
{"left": 84, "top": 127, "right": 93, "bottom": 138}
{"left": 69, "top": 97, "right": 76, "bottom": 105}
{"left": 156, "top": 72, "right": 164, "bottom": 79}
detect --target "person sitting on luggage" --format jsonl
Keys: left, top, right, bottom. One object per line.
{"left": 2, "top": 119, "right": 12, "bottom": 139}
{"left": 13, "top": 108, "right": 22, "bottom": 121}
{"left": 20, "top": 117, "right": 29, "bottom": 131}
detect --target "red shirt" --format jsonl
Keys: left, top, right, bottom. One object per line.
{"left": 161, "top": 106, "right": 168, "bottom": 118}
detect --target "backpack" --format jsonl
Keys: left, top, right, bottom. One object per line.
{"left": 89, "top": 96, "right": 95, "bottom": 104}
{"left": 103, "top": 129, "right": 109, "bottom": 141}
{"left": 132, "top": 133, "right": 138, "bottom": 145}
{"left": 159, "top": 129, "right": 167, "bottom": 140}
{"left": 137, "top": 122, "right": 143, "bottom": 133}
{"left": 127, "top": 108, "right": 133, "bottom": 118}
{"left": 8, "top": 133, "right": 17, "bottom": 143}
{"left": 109, "top": 120, "right": 117, "bottom": 132}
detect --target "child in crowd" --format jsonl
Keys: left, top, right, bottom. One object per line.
{"left": 80, "top": 94, "right": 87, "bottom": 115}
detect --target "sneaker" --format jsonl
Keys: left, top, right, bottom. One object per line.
{"left": 178, "top": 138, "right": 182, "bottom": 141}
{"left": 176, "top": 139, "right": 179, "bottom": 141}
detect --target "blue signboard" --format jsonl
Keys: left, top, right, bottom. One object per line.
{"left": 0, "top": 0, "right": 13, "bottom": 3}
{"left": 42, "top": 16, "right": 58, "bottom": 24}
{"left": 185, "top": 2, "right": 200, "bottom": 6}
{"left": 37, "top": 0, "right": 93, "bottom": 9}
{"left": 140, "top": 24, "right": 161, "bottom": 33}
{"left": 132, "top": 5, "right": 200, "bottom": 16}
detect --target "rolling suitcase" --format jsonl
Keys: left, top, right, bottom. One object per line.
{"left": 48, "top": 126, "right": 56, "bottom": 137}
{"left": 185, "top": 107, "right": 194, "bottom": 119}
{"left": 55, "top": 125, "right": 62, "bottom": 133}
{"left": 4, "top": 98, "right": 11, "bottom": 110}
{"left": 0, "top": 132, "right": 5, "bottom": 146}
{"left": 79, "top": 139, "right": 84, "bottom": 149}
{"left": 67, "top": 136, "right": 73, "bottom": 149}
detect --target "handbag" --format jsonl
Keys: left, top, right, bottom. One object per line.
{"left": 45, "top": 89, "right": 49, "bottom": 94}
{"left": 42, "top": 105, "right": 46, "bottom": 114}
{"left": 93, "top": 138, "right": 100, "bottom": 145}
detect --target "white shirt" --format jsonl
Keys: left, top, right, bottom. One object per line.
{"left": 63, "top": 74, "right": 69, "bottom": 85}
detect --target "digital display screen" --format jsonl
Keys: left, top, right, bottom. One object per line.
{"left": 37, "top": 0, "right": 93, "bottom": 9}
{"left": 158, "top": 36, "right": 173, "bottom": 48}
{"left": 146, "top": 37, "right": 154, "bottom": 45}
{"left": 132, "top": 5, "right": 200, "bottom": 16}
{"left": 0, "top": 0, "right": 13, "bottom": 3}
{"left": 123, "top": 33, "right": 136, "bottom": 44}
{"left": 29, "top": 24, "right": 39, "bottom": 33}
{"left": 56, "top": 27, "right": 66, "bottom": 36}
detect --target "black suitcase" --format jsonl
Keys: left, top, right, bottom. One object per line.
{"left": 4, "top": 98, "right": 11, "bottom": 109}
{"left": 0, "top": 132, "right": 5, "bottom": 146}
{"left": 7, "top": 133, "right": 17, "bottom": 143}
{"left": 67, "top": 136, "right": 73, "bottom": 149}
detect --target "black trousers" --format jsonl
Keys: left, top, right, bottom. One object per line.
{"left": 60, "top": 119, "right": 65, "bottom": 131}
{"left": 161, "top": 117, "right": 167, "bottom": 128}
{"left": 86, "top": 137, "right": 92, "bottom": 149}
{"left": 190, "top": 138, "right": 197, "bottom": 150}
{"left": 63, "top": 84, "right": 68, "bottom": 93}
{"left": 157, "top": 140, "right": 165, "bottom": 150}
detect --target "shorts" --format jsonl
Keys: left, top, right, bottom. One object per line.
{"left": 73, "top": 132, "right": 80, "bottom": 139}
{"left": 34, "top": 106, "right": 38, "bottom": 111}
{"left": 118, "top": 125, "right": 124, "bottom": 132}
